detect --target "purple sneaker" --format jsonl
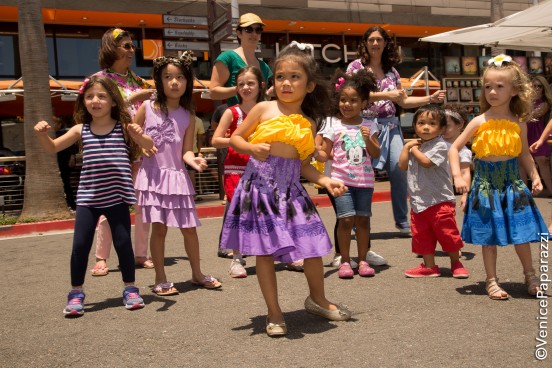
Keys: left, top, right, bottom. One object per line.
{"left": 123, "top": 286, "right": 145, "bottom": 310}
{"left": 63, "top": 289, "right": 85, "bottom": 317}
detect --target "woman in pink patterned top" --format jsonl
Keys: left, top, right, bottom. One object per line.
{"left": 91, "top": 28, "right": 156, "bottom": 276}
{"left": 347, "top": 26, "right": 445, "bottom": 245}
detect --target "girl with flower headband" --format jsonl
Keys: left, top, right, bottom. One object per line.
{"left": 34, "top": 75, "right": 155, "bottom": 316}
{"left": 316, "top": 69, "right": 381, "bottom": 279}
{"left": 134, "top": 52, "right": 222, "bottom": 295}
{"left": 220, "top": 41, "right": 352, "bottom": 337}
{"left": 91, "top": 27, "right": 156, "bottom": 277}
{"left": 449, "top": 54, "right": 547, "bottom": 300}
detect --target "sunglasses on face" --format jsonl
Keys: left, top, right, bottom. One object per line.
{"left": 119, "top": 42, "right": 136, "bottom": 50}
{"left": 242, "top": 26, "right": 263, "bottom": 34}
{"left": 533, "top": 84, "right": 543, "bottom": 89}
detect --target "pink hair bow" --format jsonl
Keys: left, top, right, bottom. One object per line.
{"left": 78, "top": 78, "right": 90, "bottom": 94}
{"left": 335, "top": 77, "right": 345, "bottom": 91}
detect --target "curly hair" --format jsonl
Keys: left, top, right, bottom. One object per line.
{"left": 273, "top": 42, "right": 331, "bottom": 128}
{"left": 98, "top": 27, "right": 132, "bottom": 70}
{"left": 357, "top": 26, "right": 401, "bottom": 73}
{"left": 73, "top": 75, "right": 139, "bottom": 161}
{"left": 152, "top": 51, "right": 195, "bottom": 118}
{"left": 480, "top": 59, "right": 535, "bottom": 123}
{"left": 330, "top": 68, "right": 377, "bottom": 117}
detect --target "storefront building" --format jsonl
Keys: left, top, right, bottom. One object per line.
{"left": 0, "top": 0, "right": 549, "bottom": 149}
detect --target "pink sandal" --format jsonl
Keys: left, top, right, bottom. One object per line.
{"left": 90, "top": 263, "right": 109, "bottom": 277}
{"left": 152, "top": 282, "right": 179, "bottom": 296}
{"left": 135, "top": 258, "right": 154, "bottom": 269}
{"left": 191, "top": 275, "right": 222, "bottom": 289}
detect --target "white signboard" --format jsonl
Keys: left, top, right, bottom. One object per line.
{"left": 163, "top": 14, "right": 208, "bottom": 26}
{"left": 163, "top": 28, "right": 209, "bottom": 39}
{"left": 164, "top": 40, "right": 209, "bottom": 51}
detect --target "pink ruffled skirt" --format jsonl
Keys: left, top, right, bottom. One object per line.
{"left": 135, "top": 165, "right": 200, "bottom": 228}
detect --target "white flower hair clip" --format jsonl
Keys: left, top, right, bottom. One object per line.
{"left": 289, "top": 40, "right": 313, "bottom": 51}
{"left": 488, "top": 54, "right": 512, "bottom": 67}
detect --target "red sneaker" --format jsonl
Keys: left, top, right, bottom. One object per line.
{"left": 451, "top": 261, "right": 469, "bottom": 279}
{"left": 404, "top": 263, "right": 441, "bottom": 278}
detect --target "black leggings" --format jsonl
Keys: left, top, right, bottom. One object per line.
{"left": 71, "top": 203, "right": 135, "bottom": 286}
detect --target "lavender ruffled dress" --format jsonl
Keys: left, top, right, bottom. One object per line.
{"left": 135, "top": 101, "right": 200, "bottom": 228}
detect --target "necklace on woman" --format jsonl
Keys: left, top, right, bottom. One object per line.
{"left": 114, "top": 70, "right": 128, "bottom": 77}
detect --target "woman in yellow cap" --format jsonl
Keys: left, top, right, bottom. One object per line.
{"left": 209, "top": 13, "right": 272, "bottom": 107}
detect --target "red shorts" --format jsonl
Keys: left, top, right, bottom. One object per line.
{"left": 224, "top": 173, "right": 241, "bottom": 202}
{"left": 410, "top": 202, "right": 463, "bottom": 255}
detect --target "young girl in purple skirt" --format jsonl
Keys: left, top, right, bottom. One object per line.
{"left": 220, "top": 41, "right": 352, "bottom": 337}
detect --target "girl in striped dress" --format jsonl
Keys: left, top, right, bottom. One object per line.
{"left": 34, "top": 75, "right": 154, "bottom": 316}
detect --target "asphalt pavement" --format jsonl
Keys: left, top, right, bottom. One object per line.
{"left": 0, "top": 195, "right": 551, "bottom": 367}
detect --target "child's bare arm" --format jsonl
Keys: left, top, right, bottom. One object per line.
{"left": 34, "top": 121, "right": 81, "bottom": 153}
{"left": 398, "top": 139, "right": 419, "bottom": 171}
{"left": 361, "top": 126, "right": 381, "bottom": 158}
{"left": 128, "top": 124, "right": 154, "bottom": 150}
{"left": 410, "top": 145, "right": 434, "bottom": 168}
{"left": 211, "top": 108, "right": 233, "bottom": 149}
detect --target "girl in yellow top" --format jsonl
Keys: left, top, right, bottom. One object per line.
{"left": 449, "top": 55, "right": 547, "bottom": 301}
{"left": 220, "top": 41, "right": 351, "bottom": 337}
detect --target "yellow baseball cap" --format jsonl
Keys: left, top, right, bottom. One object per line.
{"left": 239, "top": 13, "right": 266, "bottom": 27}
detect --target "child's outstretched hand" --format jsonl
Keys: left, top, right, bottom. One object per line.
{"left": 127, "top": 123, "right": 145, "bottom": 138}
{"left": 251, "top": 143, "right": 271, "bottom": 161}
{"left": 530, "top": 139, "right": 544, "bottom": 153}
{"left": 34, "top": 120, "right": 51, "bottom": 134}
{"left": 191, "top": 156, "right": 208, "bottom": 172}
{"left": 453, "top": 176, "right": 469, "bottom": 194}
{"left": 325, "top": 178, "right": 347, "bottom": 197}
{"left": 141, "top": 146, "right": 158, "bottom": 158}
{"left": 360, "top": 126, "right": 371, "bottom": 140}
{"left": 531, "top": 177, "right": 543, "bottom": 196}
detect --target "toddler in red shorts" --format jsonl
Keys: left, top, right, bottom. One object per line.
{"left": 398, "top": 104, "right": 469, "bottom": 278}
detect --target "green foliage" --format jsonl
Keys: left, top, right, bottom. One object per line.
{"left": 0, "top": 217, "right": 18, "bottom": 226}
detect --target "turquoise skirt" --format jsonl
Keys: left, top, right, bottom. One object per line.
{"left": 462, "top": 158, "right": 547, "bottom": 246}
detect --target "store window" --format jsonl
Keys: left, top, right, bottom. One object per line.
{"left": 0, "top": 36, "right": 15, "bottom": 77}
{"left": 46, "top": 37, "right": 153, "bottom": 79}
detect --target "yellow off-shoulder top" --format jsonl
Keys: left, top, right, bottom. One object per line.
{"left": 471, "top": 119, "right": 522, "bottom": 158}
{"left": 248, "top": 114, "right": 314, "bottom": 161}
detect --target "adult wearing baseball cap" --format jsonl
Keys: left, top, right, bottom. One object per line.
{"left": 209, "top": 13, "right": 272, "bottom": 107}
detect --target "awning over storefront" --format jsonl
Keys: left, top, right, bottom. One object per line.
{"left": 419, "top": 0, "right": 552, "bottom": 52}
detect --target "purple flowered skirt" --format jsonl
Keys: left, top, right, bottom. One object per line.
{"left": 220, "top": 155, "right": 332, "bottom": 262}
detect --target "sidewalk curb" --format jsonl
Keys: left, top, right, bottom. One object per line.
{"left": 0, "top": 191, "right": 391, "bottom": 238}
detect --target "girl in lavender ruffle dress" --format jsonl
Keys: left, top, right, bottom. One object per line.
{"left": 134, "top": 52, "right": 222, "bottom": 295}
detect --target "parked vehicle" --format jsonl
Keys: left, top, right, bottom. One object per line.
{"left": 0, "top": 147, "right": 25, "bottom": 212}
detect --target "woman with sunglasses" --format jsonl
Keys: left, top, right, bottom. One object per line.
{"left": 89, "top": 28, "right": 156, "bottom": 276}
{"left": 209, "top": 13, "right": 272, "bottom": 107}
{"left": 346, "top": 26, "right": 445, "bottom": 247}
{"left": 524, "top": 75, "right": 552, "bottom": 194}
